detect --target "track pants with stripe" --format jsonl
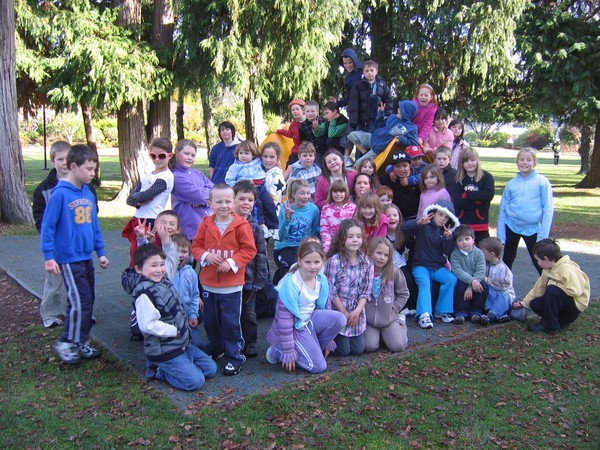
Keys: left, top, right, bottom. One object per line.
{"left": 59, "top": 260, "right": 95, "bottom": 344}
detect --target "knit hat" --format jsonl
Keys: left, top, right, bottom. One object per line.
{"left": 288, "top": 98, "right": 305, "bottom": 109}
{"left": 391, "top": 151, "right": 411, "bottom": 165}
{"left": 405, "top": 145, "right": 424, "bottom": 159}
{"left": 423, "top": 200, "right": 460, "bottom": 231}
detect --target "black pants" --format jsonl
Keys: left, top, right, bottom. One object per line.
{"left": 272, "top": 246, "right": 298, "bottom": 285}
{"left": 529, "top": 285, "right": 580, "bottom": 330}
{"left": 502, "top": 225, "right": 542, "bottom": 274}
{"left": 241, "top": 289, "right": 258, "bottom": 345}
{"left": 454, "top": 280, "right": 488, "bottom": 317}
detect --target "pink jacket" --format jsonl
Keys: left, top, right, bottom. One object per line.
{"left": 320, "top": 202, "right": 357, "bottom": 252}
{"left": 412, "top": 100, "right": 437, "bottom": 144}
{"left": 314, "top": 170, "right": 358, "bottom": 209}
{"left": 424, "top": 126, "right": 454, "bottom": 154}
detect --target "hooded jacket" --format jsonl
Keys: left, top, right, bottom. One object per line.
{"left": 338, "top": 48, "right": 363, "bottom": 108}
{"left": 371, "top": 100, "right": 419, "bottom": 153}
{"left": 347, "top": 76, "right": 393, "bottom": 132}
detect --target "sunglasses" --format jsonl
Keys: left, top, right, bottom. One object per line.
{"left": 150, "top": 153, "right": 170, "bottom": 160}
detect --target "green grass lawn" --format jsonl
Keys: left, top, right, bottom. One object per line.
{"left": 1, "top": 302, "right": 598, "bottom": 448}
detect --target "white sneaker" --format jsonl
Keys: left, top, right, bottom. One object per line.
{"left": 344, "top": 156, "right": 354, "bottom": 168}
{"left": 418, "top": 313, "right": 433, "bottom": 329}
{"left": 261, "top": 224, "right": 271, "bottom": 239}
{"left": 43, "top": 317, "right": 63, "bottom": 328}
{"left": 77, "top": 342, "right": 102, "bottom": 359}
{"left": 269, "top": 229, "right": 280, "bottom": 241}
{"left": 397, "top": 314, "right": 406, "bottom": 325}
{"left": 53, "top": 341, "right": 81, "bottom": 364}
{"left": 435, "top": 313, "right": 455, "bottom": 323}
{"left": 265, "top": 346, "right": 278, "bottom": 364}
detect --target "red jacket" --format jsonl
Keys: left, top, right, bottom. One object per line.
{"left": 277, "top": 119, "right": 302, "bottom": 154}
{"left": 191, "top": 214, "right": 257, "bottom": 288}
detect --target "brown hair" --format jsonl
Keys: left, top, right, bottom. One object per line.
{"left": 298, "top": 141, "right": 317, "bottom": 156}
{"left": 171, "top": 233, "right": 191, "bottom": 251}
{"left": 356, "top": 157, "right": 381, "bottom": 189}
{"left": 234, "top": 140, "right": 259, "bottom": 158}
{"left": 479, "top": 237, "right": 503, "bottom": 257}
{"left": 150, "top": 137, "right": 173, "bottom": 153}
{"left": 290, "top": 237, "right": 325, "bottom": 273}
{"left": 368, "top": 237, "right": 395, "bottom": 284}
{"left": 382, "top": 203, "right": 406, "bottom": 250}
{"left": 326, "top": 179, "right": 350, "bottom": 204}
{"left": 327, "top": 218, "right": 366, "bottom": 259}
{"left": 376, "top": 185, "right": 393, "bottom": 201}
{"left": 419, "top": 164, "right": 445, "bottom": 192}
{"left": 355, "top": 192, "right": 383, "bottom": 226}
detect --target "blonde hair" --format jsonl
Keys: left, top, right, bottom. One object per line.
{"left": 326, "top": 179, "right": 350, "bottom": 204}
{"left": 287, "top": 178, "right": 311, "bottom": 204}
{"left": 298, "top": 141, "right": 317, "bottom": 156}
{"left": 456, "top": 147, "right": 484, "bottom": 184}
{"left": 290, "top": 238, "right": 325, "bottom": 273}
{"left": 234, "top": 140, "right": 259, "bottom": 158}
{"left": 419, "top": 164, "right": 445, "bottom": 192}
{"left": 516, "top": 147, "right": 537, "bottom": 165}
{"left": 368, "top": 237, "right": 395, "bottom": 284}
{"left": 50, "top": 141, "right": 71, "bottom": 161}
{"left": 355, "top": 192, "right": 383, "bottom": 226}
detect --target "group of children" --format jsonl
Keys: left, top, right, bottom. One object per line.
{"left": 35, "top": 60, "right": 590, "bottom": 390}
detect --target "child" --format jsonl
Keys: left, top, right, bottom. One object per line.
{"left": 347, "top": 61, "right": 393, "bottom": 159}
{"left": 335, "top": 48, "right": 363, "bottom": 109}
{"left": 123, "top": 137, "right": 174, "bottom": 267}
{"left": 170, "top": 233, "right": 203, "bottom": 349}
{"left": 209, "top": 121, "right": 241, "bottom": 184}
{"left": 365, "top": 238, "right": 409, "bottom": 353}
{"left": 448, "top": 118, "right": 469, "bottom": 169}
{"left": 277, "top": 98, "right": 306, "bottom": 167}
{"left": 434, "top": 146, "right": 457, "bottom": 194}
{"left": 380, "top": 151, "right": 421, "bottom": 220}
{"left": 352, "top": 99, "right": 419, "bottom": 167}
{"left": 266, "top": 238, "right": 347, "bottom": 373}
{"left": 314, "top": 149, "right": 357, "bottom": 209}
{"left": 312, "top": 102, "right": 349, "bottom": 153}
{"left": 407, "top": 145, "right": 427, "bottom": 185}
{"left": 191, "top": 184, "right": 257, "bottom": 376}
{"left": 226, "top": 140, "right": 279, "bottom": 237}
{"left": 479, "top": 237, "right": 515, "bottom": 324}
{"left": 451, "top": 148, "right": 495, "bottom": 244}
{"left": 320, "top": 180, "right": 357, "bottom": 252}
{"left": 273, "top": 179, "right": 320, "bottom": 284}
{"left": 401, "top": 201, "right": 458, "bottom": 329}
{"left": 498, "top": 148, "right": 554, "bottom": 274}
{"left": 131, "top": 236, "right": 217, "bottom": 391}
{"left": 417, "top": 164, "right": 451, "bottom": 219}
{"left": 450, "top": 225, "right": 488, "bottom": 324}
{"left": 284, "top": 142, "right": 322, "bottom": 195}
{"left": 300, "top": 100, "right": 327, "bottom": 160}
{"left": 412, "top": 83, "right": 438, "bottom": 147}
{"left": 423, "top": 108, "right": 454, "bottom": 162}
{"left": 41, "top": 145, "right": 109, "bottom": 364}
{"left": 233, "top": 181, "right": 269, "bottom": 358}
{"left": 356, "top": 157, "right": 382, "bottom": 189}
{"left": 324, "top": 219, "right": 374, "bottom": 356}
{"left": 512, "top": 239, "right": 590, "bottom": 333}
{"left": 355, "top": 192, "right": 389, "bottom": 243}
{"left": 171, "top": 139, "right": 214, "bottom": 240}
{"left": 261, "top": 142, "right": 286, "bottom": 219}
{"left": 377, "top": 186, "right": 393, "bottom": 205}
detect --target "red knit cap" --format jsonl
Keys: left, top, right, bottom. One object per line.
{"left": 288, "top": 98, "right": 305, "bottom": 109}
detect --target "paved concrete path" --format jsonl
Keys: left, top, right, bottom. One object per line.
{"left": 1, "top": 232, "right": 597, "bottom": 409}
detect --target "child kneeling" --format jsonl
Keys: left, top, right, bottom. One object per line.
{"left": 266, "top": 239, "right": 346, "bottom": 373}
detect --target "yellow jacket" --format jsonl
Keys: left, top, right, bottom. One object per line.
{"left": 521, "top": 255, "right": 590, "bottom": 312}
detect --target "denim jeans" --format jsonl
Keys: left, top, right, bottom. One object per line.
{"left": 334, "top": 333, "right": 366, "bottom": 356}
{"left": 155, "top": 345, "right": 217, "bottom": 391}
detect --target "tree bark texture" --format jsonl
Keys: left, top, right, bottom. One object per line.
{"left": 577, "top": 124, "right": 592, "bottom": 175}
{"left": 244, "top": 89, "right": 265, "bottom": 144}
{"left": 176, "top": 86, "right": 185, "bottom": 142}
{"left": 576, "top": 121, "right": 599, "bottom": 188}
{"left": 200, "top": 87, "right": 213, "bottom": 153}
{"left": 81, "top": 103, "right": 101, "bottom": 186}
{"left": 0, "top": 0, "right": 34, "bottom": 224}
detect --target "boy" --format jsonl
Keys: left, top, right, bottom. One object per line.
{"left": 512, "top": 239, "right": 590, "bottom": 334}
{"left": 171, "top": 233, "right": 203, "bottom": 349}
{"left": 450, "top": 225, "right": 488, "bottom": 324}
{"left": 191, "top": 184, "right": 257, "bottom": 375}
{"left": 313, "top": 102, "right": 349, "bottom": 153}
{"left": 233, "top": 181, "right": 269, "bottom": 358}
{"left": 209, "top": 121, "right": 241, "bottom": 184}
{"left": 434, "top": 146, "right": 458, "bottom": 194}
{"left": 41, "top": 145, "right": 109, "bottom": 364}
{"left": 335, "top": 48, "right": 363, "bottom": 108}
{"left": 478, "top": 237, "right": 515, "bottom": 324}
{"left": 381, "top": 151, "right": 421, "bottom": 220}
{"left": 406, "top": 145, "right": 427, "bottom": 186}
{"left": 299, "top": 100, "right": 327, "bottom": 161}
{"left": 352, "top": 100, "right": 419, "bottom": 167}
{"left": 346, "top": 61, "right": 393, "bottom": 159}
{"left": 377, "top": 186, "right": 393, "bottom": 205}
{"left": 284, "top": 142, "right": 322, "bottom": 195}
{"left": 132, "top": 230, "right": 217, "bottom": 391}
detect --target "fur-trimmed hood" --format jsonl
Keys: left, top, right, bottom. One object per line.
{"left": 423, "top": 200, "right": 460, "bottom": 232}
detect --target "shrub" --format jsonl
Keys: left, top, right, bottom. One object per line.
{"left": 477, "top": 139, "right": 491, "bottom": 147}
{"left": 489, "top": 132, "right": 512, "bottom": 148}
{"left": 102, "top": 127, "right": 119, "bottom": 147}
{"left": 464, "top": 131, "right": 478, "bottom": 144}
{"left": 559, "top": 126, "right": 580, "bottom": 145}
{"left": 21, "top": 130, "right": 40, "bottom": 145}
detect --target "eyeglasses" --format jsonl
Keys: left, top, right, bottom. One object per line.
{"left": 150, "top": 153, "right": 170, "bottom": 160}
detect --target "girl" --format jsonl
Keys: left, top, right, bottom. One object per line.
{"left": 314, "top": 149, "right": 357, "bottom": 209}
{"left": 261, "top": 142, "right": 286, "bottom": 220}
{"left": 423, "top": 108, "right": 454, "bottom": 162}
{"left": 355, "top": 192, "right": 389, "bottom": 243}
{"left": 401, "top": 201, "right": 459, "bottom": 329}
{"left": 364, "top": 238, "right": 409, "bottom": 353}
{"left": 266, "top": 238, "right": 347, "bottom": 373}
{"left": 417, "top": 164, "right": 451, "bottom": 219}
{"left": 276, "top": 98, "right": 306, "bottom": 167}
{"left": 451, "top": 148, "right": 495, "bottom": 244}
{"left": 412, "top": 83, "right": 438, "bottom": 147}
{"left": 498, "top": 148, "right": 554, "bottom": 274}
{"left": 320, "top": 180, "right": 357, "bottom": 252}
{"left": 273, "top": 179, "right": 320, "bottom": 284}
{"left": 353, "top": 172, "right": 373, "bottom": 203}
{"left": 448, "top": 118, "right": 469, "bottom": 169}
{"left": 324, "top": 219, "right": 374, "bottom": 356}
{"left": 171, "top": 139, "right": 214, "bottom": 240}
{"left": 356, "top": 157, "right": 381, "bottom": 189}
{"left": 123, "top": 137, "right": 174, "bottom": 266}
{"left": 383, "top": 203, "right": 417, "bottom": 311}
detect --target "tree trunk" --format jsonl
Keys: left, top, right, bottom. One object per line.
{"left": 369, "top": 3, "right": 392, "bottom": 74}
{"left": 81, "top": 103, "right": 101, "bottom": 186}
{"left": 117, "top": 0, "right": 151, "bottom": 199}
{"left": 0, "top": 0, "right": 34, "bottom": 224}
{"left": 576, "top": 121, "right": 599, "bottom": 188}
{"left": 200, "top": 85, "right": 214, "bottom": 153}
{"left": 577, "top": 124, "right": 592, "bottom": 174}
{"left": 244, "top": 89, "right": 265, "bottom": 144}
{"left": 146, "top": 0, "right": 174, "bottom": 143}
{"left": 176, "top": 85, "right": 185, "bottom": 142}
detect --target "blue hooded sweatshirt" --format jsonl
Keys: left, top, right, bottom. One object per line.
{"left": 338, "top": 48, "right": 363, "bottom": 108}
{"left": 370, "top": 100, "right": 419, "bottom": 154}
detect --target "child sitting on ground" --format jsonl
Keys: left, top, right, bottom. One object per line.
{"left": 478, "top": 237, "right": 515, "bottom": 324}
{"left": 512, "top": 239, "right": 590, "bottom": 334}
{"left": 284, "top": 142, "right": 322, "bottom": 195}
{"left": 450, "top": 225, "right": 488, "bottom": 324}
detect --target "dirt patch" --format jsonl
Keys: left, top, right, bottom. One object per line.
{"left": 0, "top": 270, "right": 40, "bottom": 332}
{"left": 551, "top": 223, "right": 600, "bottom": 241}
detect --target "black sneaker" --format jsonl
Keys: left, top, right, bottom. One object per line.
{"left": 498, "top": 314, "right": 511, "bottom": 323}
{"left": 527, "top": 322, "right": 558, "bottom": 334}
{"left": 480, "top": 314, "right": 490, "bottom": 326}
{"left": 470, "top": 314, "right": 481, "bottom": 323}
{"left": 77, "top": 342, "right": 102, "bottom": 359}
{"left": 210, "top": 351, "right": 225, "bottom": 361}
{"left": 454, "top": 316, "right": 466, "bottom": 324}
{"left": 244, "top": 343, "right": 258, "bottom": 358}
{"left": 223, "top": 362, "right": 242, "bottom": 376}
